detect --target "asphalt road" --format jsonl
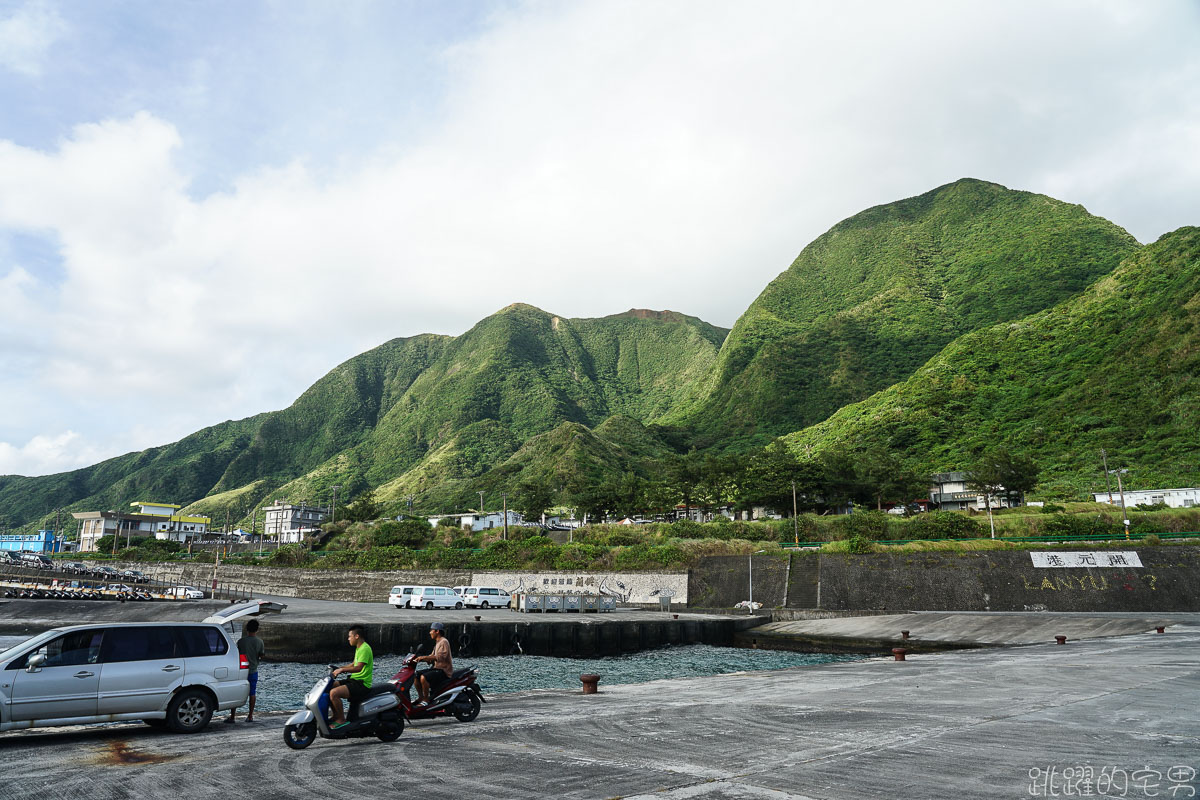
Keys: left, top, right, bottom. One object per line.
{"left": 1, "top": 616, "right": 1197, "bottom": 799}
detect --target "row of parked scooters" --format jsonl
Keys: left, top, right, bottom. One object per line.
{"left": 2, "top": 585, "right": 156, "bottom": 600}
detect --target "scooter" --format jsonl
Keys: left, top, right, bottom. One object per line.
{"left": 391, "top": 651, "right": 485, "bottom": 723}
{"left": 283, "top": 667, "right": 404, "bottom": 749}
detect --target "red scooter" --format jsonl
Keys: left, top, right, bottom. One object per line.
{"left": 391, "top": 651, "right": 484, "bottom": 723}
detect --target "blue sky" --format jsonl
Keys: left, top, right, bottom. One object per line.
{"left": 1, "top": 0, "right": 1198, "bottom": 476}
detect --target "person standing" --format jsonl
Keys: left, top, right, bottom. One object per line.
{"left": 227, "top": 618, "right": 265, "bottom": 724}
{"left": 329, "top": 624, "right": 373, "bottom": 728}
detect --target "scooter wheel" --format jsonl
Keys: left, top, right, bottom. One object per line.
{"left": 284, "top": 721, "right": 317, "bottom": 750}
{"left": 453, "top": 692, "right": 481, "bottom": 723}
{"left": 375, "top": 717, "right": 404, "bottom": 742}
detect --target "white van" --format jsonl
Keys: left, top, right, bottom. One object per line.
{"left": 387, "top": 585, "right": 419, "bottom": 608}
{"left": 458, "top": 586, "right": 512, "bottom": 609}
{"left": 409, "top": 586, "right": 462, "bottom": 610}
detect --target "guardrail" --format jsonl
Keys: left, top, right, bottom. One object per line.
{"left": 781, "top": 531, "right": 1200, "bottom": 548}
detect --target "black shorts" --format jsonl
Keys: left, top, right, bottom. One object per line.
{"left": 345, "top": 678, "right": 370, "bottom": 701}
{"left": 419, "top": 668, "right": 449, "bottom": 692}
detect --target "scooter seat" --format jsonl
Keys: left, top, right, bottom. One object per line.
{"left": 451, "top": 667, "right": 474, "bottom": 680}
{"left": 363, "top": 683, "right": 397, "bottom": 699}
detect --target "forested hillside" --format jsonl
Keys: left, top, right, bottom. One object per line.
{"left": 669, "top": 178, "right": 1141, "bottom": 450}
{"left": 783, "top": 227, "right": 1200, "bottom": 497}
{"left": 6, "top": 179, "right": 1196, "bottom": 530}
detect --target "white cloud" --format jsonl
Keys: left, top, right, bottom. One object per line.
{"left": 0, "top": 430, "right": 101, "bottom": 475}
{"left": 0, "top": 0, "right": 66, "bottom": 76}
{"left": 0, "top": 0, "right": 1198, "bottom": 476}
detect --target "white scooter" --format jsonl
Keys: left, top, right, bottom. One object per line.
{"left": 283, "top": 666, "right": 404, "bottom": 749}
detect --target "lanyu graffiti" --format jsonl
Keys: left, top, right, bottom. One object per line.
{"left": 473, "top": 571, "right": 688, "bottom": 605}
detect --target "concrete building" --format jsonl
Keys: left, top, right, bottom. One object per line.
{"left": 263, "top": 502, "right": 328, "bottom": 543}
{"left": 0, "top": 530, "right": 62, "bottom": 553}
{"left": 1092, "top": 487, "right": 1199, "bottom": 508}
{"left": 426, "top": 510, "right": 523, "bottom": 531}
{"left": 71, "top": 501, "right": 210, "bottom": 552}
{"left": 929, "top": 472, "right": 1014, "bottom": 512}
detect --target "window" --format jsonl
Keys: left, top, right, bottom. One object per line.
{"left": 100, "top": 626, "right": 180, "bottom": 662}
{"left": 176, "top": 626, "right": 229, "bottom": 657}
{"left": 8, "top": 630, "right": 104, "bottom": 669}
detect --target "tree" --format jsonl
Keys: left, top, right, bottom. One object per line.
{"left": 856, "top": 448, "right": 928, "bottom": 512}
{"left": 512, "top": 478, "right": 556, "bottom": 522}
{"left": 346, "top": 489, "right": 381, "bottom": 523}
{"left": 966, "top": 447, "right": 1039, "bottom": 509}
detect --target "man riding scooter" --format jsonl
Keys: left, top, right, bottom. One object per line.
{"left": 329, "top": 624, "right": 373, "bottom": 727}
{"left": 414, "top": 621, "right": 452, "bottom": 707}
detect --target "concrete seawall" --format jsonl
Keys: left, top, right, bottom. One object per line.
{"left": 0, "top": 597, "right": 767, "bottom": 662}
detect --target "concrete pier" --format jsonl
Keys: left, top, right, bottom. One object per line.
{"left": 0, "top": 615, "right": 1196, "bottom": 799}
{"left": 0, "top": 597, "right": 768, "bottom": 661}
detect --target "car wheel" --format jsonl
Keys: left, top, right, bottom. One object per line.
{"left": 166, "top": 688, "right": 214, "bottom": 733}
{"left": 480, "top": 601, "right": 490, "bottom": 609}
{"left": 426, "top": 601, "right": 434, "bottom": 609}
{"left": 375, "top": 716, "right": 404, "bottom": 742}
{"left": 393, "top": 604, "right": 402, "bottom": 609}
{"left": 453, "top": 691, "right": 481, "bottom": 722}
{"left": 455, "top": 601, "right": 463, "bottom": 609}
{"left": 284, "top": 721, "right": 317, "bottom": 750}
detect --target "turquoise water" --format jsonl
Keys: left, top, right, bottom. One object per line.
{"left": 0, "top": 635, "right": 864, "bottom": 714}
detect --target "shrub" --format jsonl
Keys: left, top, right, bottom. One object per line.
{"left": 370, "top": 518, "right": 435, "bottom": 548}
{"left": 266, "top": 544, "right": 311, "bottom": 567}
{"left": 1040, "top": 504, "right": 1067, "bottom": 514}
{"left": 1143, "top": 534, "right": 1162, "bottom": 546}
{"left": 831, "top": 512, "right": 893, "bottom": 541}
{"left": 902, "top": 511, "right": 985, "bottom": 540}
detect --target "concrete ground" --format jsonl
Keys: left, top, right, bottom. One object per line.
{"left": 1, "top": 615, "right": 1196, "bottom": 800}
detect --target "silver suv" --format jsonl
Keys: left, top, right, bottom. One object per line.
{"left": 0, "top": 600, "right": 284, "bottom": 734}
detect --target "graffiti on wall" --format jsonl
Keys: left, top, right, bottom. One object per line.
{"left": 1021, "top": 573, "right": 1157, "bottom": 592}
{"left": 473, "top": 571, "right": 688, "bottom": 604}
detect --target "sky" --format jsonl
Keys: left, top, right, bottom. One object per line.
{"left": 1, "top": 0, "right": 1198, "bottom": 477}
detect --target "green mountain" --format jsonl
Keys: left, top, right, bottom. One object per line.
{"left": 6, "top": 178, "right": 1193, "bottom": 529}
{"left": 2, "top": 307, "right": 725, "bottom": 526}
{"left": 783, "top": 226, "right": 1200, "bottom": 498}
{"left": 669, "top": 178, "right": 1141, "bottom": 449}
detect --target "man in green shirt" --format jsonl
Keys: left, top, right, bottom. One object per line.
{"left": 329, "top": 624, "right": 373, "bottom": 728}
{"left": 226, "top": 618, "right": 265, "bottom": 724}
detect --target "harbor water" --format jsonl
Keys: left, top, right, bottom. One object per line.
{"left": 0, "top": 635, "right": 864, "bottom": 713}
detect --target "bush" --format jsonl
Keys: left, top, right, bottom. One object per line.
{"left": 830, "top": 512, "right": 894, "bottom": 541}
{"left": 370, "top": 519, "right": 434, "bottom": 549}
{"left": 266, "top": 544, "right": 311, "bottom": 567}
{"left": 1142, "top": 534, "right": 1162, "bottom": 546}
{"left": 1037, "top": 514, "right": 1121, "bottom": 539}
{"left": 1040, "top": 504, "right": 1067, "bottom": 514}
{"left": 901, "top": 511, "right": 985, "bottom": 540}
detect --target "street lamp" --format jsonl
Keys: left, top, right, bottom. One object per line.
{"left": 748, "top": 549, "right": 766, "bottom": 611}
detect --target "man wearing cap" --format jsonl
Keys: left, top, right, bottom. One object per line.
{"left": 414, "top": 621, "right": 453, "bottom": 707}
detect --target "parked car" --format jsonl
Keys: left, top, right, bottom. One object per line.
{"left": 61, "top": 561, "right": 88, "bottom": 574}
{"left": 458, "top": 586, "right": 512, "bottom": 609}
{"left": 93, "top": 565, "right": 121, "bottom": 579}
{"left": 409, "top": 586, "right": 463, "bottom": 610}
{"left": 165, "top": 585, "right": 205, "bottom": 600}
{"left": 0, "top": 599, "right": 284, "bottom": 734}
{"left": 122, "top": 569, "right": 148, "bottom": 583}
{"left": 0, "top": 551, "right": 17, "bottom": 565}
{"left": 18, "top": 552, "right": 52, "bottom": 570}
{"left": 104, "top": 583, "right": 136, "bottom": 594}
{"left": 387, "top": 585, "right": 419, "bottom": 608}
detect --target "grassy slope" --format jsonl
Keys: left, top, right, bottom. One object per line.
{"left": 672, "top": 178, "right": 1141, "bottom": 449}
{"left": 783, "top": 227, "right": 1200, "bottom": 498}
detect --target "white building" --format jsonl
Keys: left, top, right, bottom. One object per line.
{"left": 72, "top": 501, "right": 210, "bottom": 552}
{"left": 426, "top": 510, "right": 524, "bottom": 531}
{"left": 263, "top": 502, "right": 328, "bottom": 542}
{"left": 1092, "top": 487, "right": 1199, "bottom": 509}
{"left": 929, "top": 472, "right": 1014, "bottom": 512}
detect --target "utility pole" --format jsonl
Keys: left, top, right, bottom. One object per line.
{"left": 1100, "top": 448, "right": 1114, "bottom": 505}
{"left": 791, "top": 481, "right": 799, "bottom": 545}
{"left": 251, "top": 506, "right": 259, "bottom": 553}
{"left": 110, "top": 511, "right": 119, "bottom": 556}
{"left": 502, "top": 493, "right": 509, "bottom": 541}
{"left": 331, "top": 485, "right": 340, "bottom": 525}
{"left": 1113, "top": 467, "right": 1131, "bottom": 540}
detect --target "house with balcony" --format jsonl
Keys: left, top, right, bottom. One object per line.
{"left": 71, "top": 501, "right": 210, "bottom": 552}
{"left": 928, "top": 472, "right": 1013, "bottom": 512}
{"left": 263, "top": 502, "right": 329, "bottom": 543}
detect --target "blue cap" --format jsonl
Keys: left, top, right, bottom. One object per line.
{"left": 430, "top": 622, "right": 445, "bottom": 631}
